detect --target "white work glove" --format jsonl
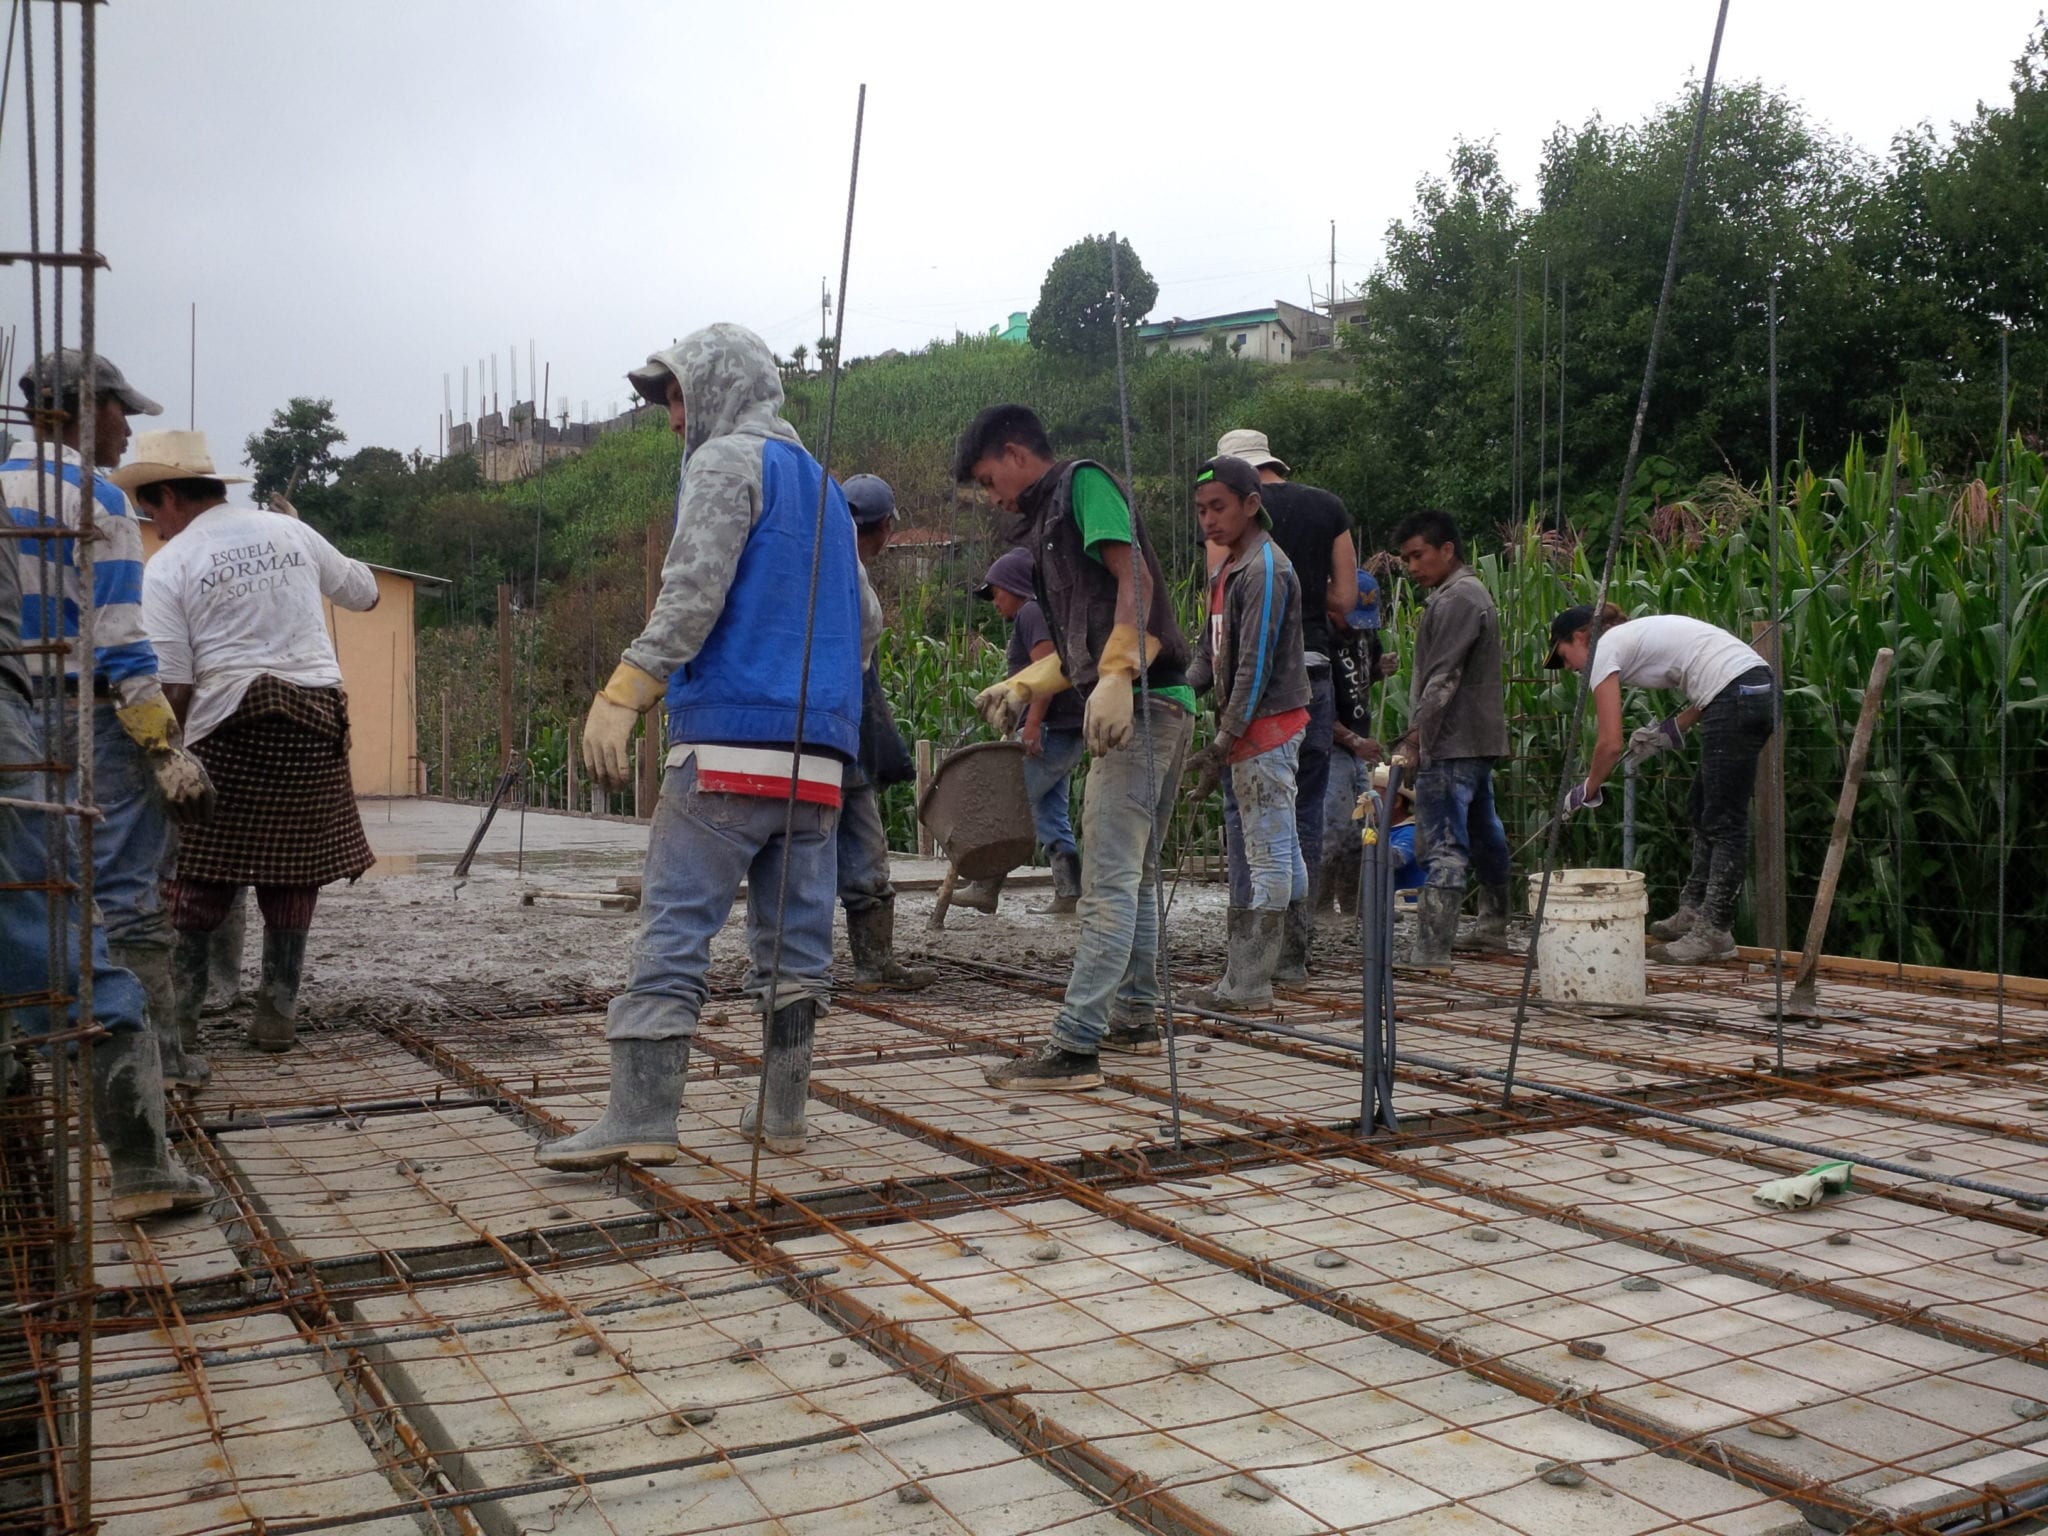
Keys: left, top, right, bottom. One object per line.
{"left": 1752, "top": 1161, "right": 1853, "bottom": 1211}
{"left": 582, "top": 663, "right": 664, "bottom": 791}
{"left": 1084, "top": 678, "right": 1135, "bottom": 755}
{"left": 1626, "top": 716, "right": 1686, "bottom": 764}
{"left": 975, "top": 678, "right": 1033, "bottom": 737}
{"left": 152, "top": 746, "right": 217, "bottom": 826}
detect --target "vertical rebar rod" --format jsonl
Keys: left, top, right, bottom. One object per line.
{"left": 1553, "top": 276, "right": 1567, "bottom": 532}
{"left": 1537, "top": 256, "right": 1548, "bottom": 513}
{"left": 1111, "top": 229, "right": 1184, "bottom": 1152}
{"left": 1512, "top": 258, "right": 1524, "bottom": 518}
{"left": 1504, "top": 0, "right": 1731, "bottom": 1108}
{"left": 1995, "top": 324, "right": 2011, "bottom": 1046}
{"left": 1768, "top": 279, "right": 1784, "bottom": 1067}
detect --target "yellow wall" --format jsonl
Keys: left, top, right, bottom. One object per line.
{"left": 137, "top": 520, "right": 424, "bottom": 796}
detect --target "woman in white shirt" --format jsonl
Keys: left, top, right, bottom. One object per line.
{"left": 1545, "top": 603, "right": 1777, "bottom": 964}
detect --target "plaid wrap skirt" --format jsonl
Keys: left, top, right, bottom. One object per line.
{"left": 176, "top": 675, "right": 374, "bottom": 887}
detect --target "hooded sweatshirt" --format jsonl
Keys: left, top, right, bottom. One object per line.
{"left": 620, "top": 323, "right": 877, "bottom": 804}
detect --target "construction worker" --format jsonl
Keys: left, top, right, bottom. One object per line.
{"left": 966, "top": 546, "right": 1085, "bottom": 917}
{"left": 1318, "top": 569, "right": 1388, "bottom": 915}
{"left": 1180, "top": 456, "right": 1310, "bottom": 1010}
{"left": 128, "top": 432, "right": 380, "bottom": 1054}
{"left": 954, "top": 404, "right": 1192, "bottom": 1089}
{"left": 542, "top": 324, "right": 873, "bottom": 1167}
{"left": 5, "top": 352, "right": 216, "bottom": 1093}
{"left": 1213, "top": 429, "right": 1356, "bottom": 980}
{"left": 1546, "top": 603, "right": 1777, "bottom": 964}
{"left": 836, "top": 473, "right": 935, "bottom": 991}
{"left": 1, "top": 373, "right": 213, "bottom": 1222}
{"left": 1388, "top": 509, "right": 1510, "bottom": 972}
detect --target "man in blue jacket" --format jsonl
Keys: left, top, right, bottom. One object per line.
{"left": 540, "top": 324, "right": 876, "bottom": 1167}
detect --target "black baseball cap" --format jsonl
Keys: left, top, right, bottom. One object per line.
{"left": 1544, "top": 604, "right": 1598, "bottom": 669}
{"left": 1194, "top": 456, "right": 1273, "bottom": 527}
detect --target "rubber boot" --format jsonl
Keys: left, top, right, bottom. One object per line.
{"left": 172, "top": 932, "right": 213, "bottom": 1085}
{"left": 1402, "top": 886, "right": 1459, "bottom": 975}
{"left": 739, "top": 999, "right": 816, "bottom": 1153}
{"left": 112, "top": 940, "right": 208, "bottom": 1092}
{"left": 951, "top": 875, "right": 1006, "bottom": 915}
{"left": 536, "top": 1038, "right": 689, "bottom": 1169}
{"left": 1272, "top": 898, "right": 1314, "bottom": 983}
{"left": 1182, "top": 908, "right": 1246, "bottom": 1009}
{"left": 1185, "top": 909, "right": 1284, "bottom": 1012}
{"left": 1648, "top": 905, "right": 1700, "bottom": 942}
{"left": 203, "top": 889, "right": 248, "bottom": 1015}
{"left": 846, "top": 901, "right": 936, "bottom": 992}
{"left": 93, "top": 1026, "right": 215, "bottom": 1221}
{"left": 1030, "top": 850, "right": 1082, "bottom": 916}
{"left": 248, "top": 928, "right": 308, "bottom": 1054}
{"left": 1459, "top": 884, "right": 1515, "bottom": 954}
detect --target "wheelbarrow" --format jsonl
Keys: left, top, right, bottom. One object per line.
{"left": 917, "top": 740, "right": 1037, "bottom": 931}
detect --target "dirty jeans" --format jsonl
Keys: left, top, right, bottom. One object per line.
{"left": 1022, "top": 724, "right": 1085, "bottom": 859}
{"left": 836, "top": 775, "right": 894, "bottom": 914}
{"left": 1320, "top": 748, "right": 1373, "bottom": 906}
{"left": 1681, "top": 667, "right": 1778, "bottom": 930}
{"left": 0, "top": 687, "right": 146, "bottom": 1038}
{"left": 1222, "top": 670, "right": 1332, "bottom": 907}
{"left": 31, "top": 697, "right": 174, "bottom": 953}
{"left": 1048, "top": 700, "right": 1190, "bottom": 1054}
{"left": 1229, "top": 736, "right": 1308, "bottom": 912}
{"left": 1414, "top": 756, "right": 1511, "bottom": 895}
{"left": 607, "top": 758, "right": 838, "bottom": 1043}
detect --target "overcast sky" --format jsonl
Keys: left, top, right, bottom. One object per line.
{"left": 2, "top": 1, "right": 2035, "bottom": 475}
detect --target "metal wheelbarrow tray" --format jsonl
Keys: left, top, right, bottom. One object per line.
{"left": 915, "top": 740, "right": 1037, "bottom": 930}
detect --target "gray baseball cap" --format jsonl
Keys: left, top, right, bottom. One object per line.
{"left": 20, "top": 349, "right": 163, "bottom": 416}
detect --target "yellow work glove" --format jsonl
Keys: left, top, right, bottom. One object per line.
{"left": 115, "top": 690, "right": 217, "bottom": 824}
{"left": 1083, "top": 624, "right": 1161, "bottom": 756}
{"left": 974, "top": 651, "right": 1069, "bottom": 737}
{"left": 583, "top": 662, "right": 665, "bottom": 792}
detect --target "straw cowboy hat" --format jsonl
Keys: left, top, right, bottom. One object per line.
{"left": 109, "top": 430, "right": 249, "bottom": 494}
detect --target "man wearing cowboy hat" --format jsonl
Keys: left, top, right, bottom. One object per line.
{"left": 5, "top": 349, "right": 217, "bottom": 1094}
{"left": 127, "top": 430, "right": 380, "bottom": 1055}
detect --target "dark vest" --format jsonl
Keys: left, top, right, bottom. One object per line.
{"left": 1020, "top": 459, "right": 1189, "bottom": 697}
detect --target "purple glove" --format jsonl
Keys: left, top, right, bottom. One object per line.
{"left": 1561, "top": 780, "right": 1605, "bottom": 820}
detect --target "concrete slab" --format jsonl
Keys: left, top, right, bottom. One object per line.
{"left": 777, "top": 1198, "right": 1807, "bottom": 1536}
{"left": 193, "top": 1027, "right": 455, "bottom": 1114}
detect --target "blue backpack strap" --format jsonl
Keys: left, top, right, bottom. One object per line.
{"left": 1249, "top": 542, "right": 1275, "bottom": 707}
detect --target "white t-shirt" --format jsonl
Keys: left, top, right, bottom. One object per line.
{"left": 142, "top": 504, "right": 380, "bottom": 743}
{"left": 1584, "top": 614, "right": 1767, "bottom": 709}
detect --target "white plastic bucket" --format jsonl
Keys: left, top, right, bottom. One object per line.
{"left": 1525, "top": 868, "right": 1648, "bottom": 1005}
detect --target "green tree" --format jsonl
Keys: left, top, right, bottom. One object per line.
{"left": 244, "top": 397, "right": 347, "bottom": 501}
{"left": 1029, "top": 234, "right": 1158, "bottom": 369}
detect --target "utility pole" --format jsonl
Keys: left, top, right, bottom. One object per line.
{"left": 1329, "top": 220, "right": 1336, "bottom": 315}
{"left": 188, "top": 302, "right": 196, "bottom": 429}
{"left": 820, "top": 276, "right": 831, "bottom": 348}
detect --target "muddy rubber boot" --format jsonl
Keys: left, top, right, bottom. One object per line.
{"left": 1647, "top": 905, "right": 1700, "bottom": 942}
{"left": 1649, "top": 924, "right": 1736, "bottom": 965}
{"left": 739, "top": 999, "right": 816, "bottom": 1152}
{"left": 950, "top": 875, "right": 1007, "bottom": 915}
{"left": 248, "top": 928, "right": 308, "bottom": 1054}
{"left": 1459, "top": 884, "right": 1516, "bottom": 954}
{"left": 112, "top": 940, "right": 208, "bottom": 1092}
{"left": 1181, "top": 908, "right": 1247, "bottom": 1009}
{"left": 171, "top": 932, "right": 213, "bottom": 1086}
{"left": 203, "top": 890, "right": 248, "bottom": 1015}
{"left": 1272, "top": 898, "right": 1314, "bottom": 983}
{"left": 93, "top": 1027, "right": 215, "bottom": 1222}
{"left": 1401, "top": 886, "right": 1459, "bottom": 975}
{"left": 536, "top": 1038, "right": 689, "bottom": 1169}
{"left": 1029, "top": 850, "right": 1082, "bottom": 916}
{"left": 1187, "top": 910, "right": 1284, "bottom": 1012}
{"left": 846, "top": 902, "right": 936, "bottom": 992}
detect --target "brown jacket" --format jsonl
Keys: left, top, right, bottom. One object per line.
{"left": 1408, "top": 564, "right": 1507, "bottom": 762}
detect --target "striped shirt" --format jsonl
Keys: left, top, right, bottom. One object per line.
{"left": 1, "top": 445, "right": 159, "bottom": 699}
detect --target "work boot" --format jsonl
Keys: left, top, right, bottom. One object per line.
{"left": 1102, "top": 1002, "right": 1163, "bottom": 1056}
{"left": 846, "top": 902, "right": 936, "bottom": 992}
{"left": 1458, "top": 884, "right": 1516, "bottom": 955}
{"left": 1401, "top": 886, "right": 1459, "bottom": 975}
{"left": 171, "top": 932, "right": 213, "bottom": 1085}
{"left": 112, "top": 940, "right": 208, "bottom": 1093}
{"left": 536, "top": 1038, "right": 689, "bottom": 1169}
{"left": 983, "top": 1040, "right": 1103, "bottom": 1092}
{"left": 1182, "top": 908, "right": 1245, "bottom": 1010}
{"left": 738, "top": 999, "right": 816, "bottom": 1152}
{"left": 951, "top": 876, "right": 1006, "bottom": 915}
{"left": 1649, "top": 924, "right": 1736, "bottom": 966}
{"left": 1647, "top": 905, "right": 1700, "bottom": 943}
{"left": 203, "top": 891, "right": 248, "bottom": 1015}
{"left": 1272, "top": 898, "right": 1314, "bottom": 983}
{"left": 248, "top": 928, "right": 309, "bottom": 1054}
{"left": 1185, "top": 909, "right": 1285, "bottom": 1012}
{"left": 93, "top": 1026, "right": 215, "bottom": 1222}
{"left": 1029, "top": 850, "right": 1082, "bottom": 916}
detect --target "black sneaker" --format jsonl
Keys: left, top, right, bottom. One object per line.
{"left": 1102, "top": 1021, "right": 1164, "bottom": 1056}
{"left": 983, "top": 1044, "right": 1104, "bottom": 1091}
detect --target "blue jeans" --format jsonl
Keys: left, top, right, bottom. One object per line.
{"left": 836, "top": 776, "right": 893, "bottom": 914}
{"left": 1324, "top": 749, "right": 1373, "bottom": 857}
{"left": 1221, "top": 670, "right": 1333, "bottom": 906}
{"left": 1049, "top": 700, "right": 1190, "bottom": 1053}
{"left": 1229, "top": 736, "right": 1308, "bottom": 912}
{"left": 1414, "top": 756, "right": 1511, "bottom": 895}
{"left": 1022, "top": 725, "right": 1085, "bottom": 858}
{"left": 31, "top": 697, "right": 173, "bottom": 952}
{"left": 1, "top": 687, "right": 146, "bottom": 1038}
{"left": 607, "top": 758, "right": 838, "bottom": 1043}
